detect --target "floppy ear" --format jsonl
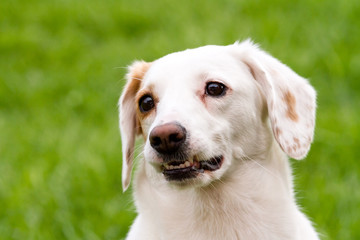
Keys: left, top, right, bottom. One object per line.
{"left": 237, "top": 41, "right": 316, "bottom": 159}
{"left": 119, "top": 60, "right": 151, "bottom": 191}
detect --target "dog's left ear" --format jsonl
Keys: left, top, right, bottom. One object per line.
{"left": 235, "top": 41, "right": 316, "bottom": 159}
{"left": 119, "top": 60, "right": 151, "bottom": 191}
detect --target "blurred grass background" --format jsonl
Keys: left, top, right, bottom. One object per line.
{"left": 0, "top": 0, "right": 359, "bottom": 239}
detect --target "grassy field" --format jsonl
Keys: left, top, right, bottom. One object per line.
{"left": 1, "top": 0, "right": 359, "bottom": 239}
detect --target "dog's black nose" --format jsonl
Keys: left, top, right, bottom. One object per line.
{"left": 149, "top": 122, "right": 186, "bottom": 155}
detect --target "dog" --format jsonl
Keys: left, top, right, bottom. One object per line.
{"left": 118, "top": 40, "right": 319, "bottom": 240}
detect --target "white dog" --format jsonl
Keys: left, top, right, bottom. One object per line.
{"left": 119, "top": 40, "right": 319, "bottom": 240}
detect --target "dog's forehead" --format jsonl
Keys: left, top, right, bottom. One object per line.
{"left": 142, "top": 45, "right": 239, "bottom": 89}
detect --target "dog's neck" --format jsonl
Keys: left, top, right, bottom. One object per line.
{"left": 132, "top": 141, "right": 298, "bottom": 239}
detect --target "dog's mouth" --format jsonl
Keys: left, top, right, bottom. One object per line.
{"left": 162, "top": 155, "right": 223, "bottom": 181}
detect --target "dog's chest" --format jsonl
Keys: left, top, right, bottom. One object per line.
{"left": 134, "top": 164, "right": 298, "bottom": 240}
{"left": 150, "top": 191, "right": 292, "bottom": 240}
{"left": 157, "top": 205, "right": 281, "bottom": 240}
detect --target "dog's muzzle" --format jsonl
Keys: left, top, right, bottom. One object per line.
{"left": 149, "top": 122, "right": 223, "bottom": 181}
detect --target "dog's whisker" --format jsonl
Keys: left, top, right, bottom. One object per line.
{"left": 240, "top": 154, "right": 283, "bottom": 183}
{"left": 128, "top": 143, "right": 145, "bottom": 163}
{"left": 113, "top": 66, "right": 128, "bottom": 70}
{"left": 131, "top": 77, "right": 144, "bottom": 81}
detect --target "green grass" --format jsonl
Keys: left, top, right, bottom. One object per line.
{"left": 1, "top": 0, "right": 359, "bottom": 239}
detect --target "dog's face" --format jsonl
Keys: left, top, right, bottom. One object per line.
{"left": 136, "top": 46, "right": 263, "bottom": 187}
{"left": 119, "top": 40, "right": 316, "bottom": 191}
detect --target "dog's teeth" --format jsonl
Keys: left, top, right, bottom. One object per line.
{"left": 194, "top": 160, "right": 200, "bottom": 168}
{"left": 165, "top": 161, "right": 193, "bottom": 170}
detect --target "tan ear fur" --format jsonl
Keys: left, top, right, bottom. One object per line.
{"left": 237, "top": 41, "right": 316, "bottom": 159}
{"left": 119, "top": 60, "right": 151, "bottom": 191}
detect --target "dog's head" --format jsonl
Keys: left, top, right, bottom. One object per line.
{"left": 119, "top": 40, "right": 316, "bottom": 191}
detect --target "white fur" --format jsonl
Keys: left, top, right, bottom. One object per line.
{"left": 119, "top": 40, "right": 319, "bottom": 240}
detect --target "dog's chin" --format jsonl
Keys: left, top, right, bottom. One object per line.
{"left": 157, "top": 155, "right": 224, "bottom": 185}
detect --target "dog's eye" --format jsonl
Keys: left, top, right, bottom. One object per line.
{"left": 139, "top": 95, "right": 155, "bottom": 113}
{"left": 205, "top": 82, "right": 227, "bottom": 97}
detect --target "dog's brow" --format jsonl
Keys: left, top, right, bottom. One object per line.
{"left": 199, "top": 72, "right": 210, "bottom": 81}
{"left": 135, "top": 84, "right": 155, "bottom": 101}
{"left": 136, "top": 89, "right": 151, "bottom": 100}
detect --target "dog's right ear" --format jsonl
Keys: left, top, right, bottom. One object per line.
{"left": 119, "top": 60, "right": 151, "bottom": 192}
